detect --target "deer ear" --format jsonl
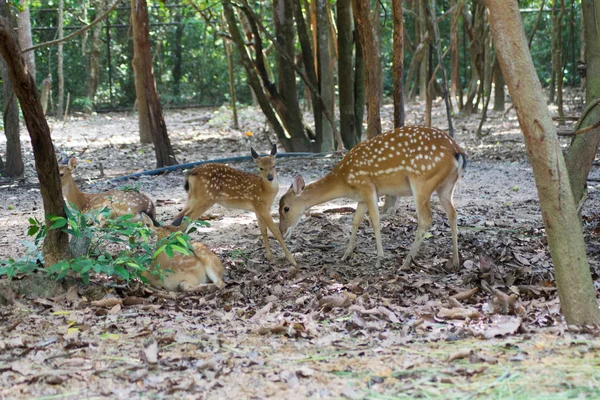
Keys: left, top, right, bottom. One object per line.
{"left": 68, "top": 157, "right": 78, "bottom": 170}
{"left": 141, "top": 212, "right": 156, "bottom": 229}
{"left": 250, "top": 147, "right": 260, "bottom": 160}
{"left": 291, "top": 175, "right": 305, "bottom": 195}
{"left": 270, "top": 143, "right": 277, "bottom": 157}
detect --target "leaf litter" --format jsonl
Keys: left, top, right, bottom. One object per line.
{"left": 1, "top": 99, "right": 600, "bottom": 398}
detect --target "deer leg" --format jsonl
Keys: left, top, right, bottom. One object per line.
{"left": 341, "top": 202, "right": 368, "bottom": 261}
{"left": 205, "top": 264, "right": 226, "bottom": 289}
{"left": 172, "top": 200, "right": 213, "bottom": 227}
{"left": 261, "top": 213, "right": 297, "bottom": 266}
{"left": 256, "top": 215, "right": 273, "bottom": 261}
{"left": 402, "top": 186, "right": 433, "bottom": 269}
{"left": 362, "top": 189, "right": 384, "bottom": 268}
{"left": 436, "top": 180, "right": 459, "bottom": 269}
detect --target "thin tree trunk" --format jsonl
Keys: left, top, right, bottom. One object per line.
{"left": 1, "top": 3, "right": 24, "bottom": 177}
{"left": 492, "top": 57, "right": 505, "bottom": 111}
{"left": 556, "top": 0, "right": 566, "bottom": 119}
{"left": 131, "top": 0, "right": 177, "bottom": 167}
{"left": 57, "top": 0, "right": 64, "bottom": 118}
{"left": 223, "top": 18, "right": 239, "bottom": 130}
{"left": 450, "top": 0, "right": 463, "bottom": 112}
{"left": 86, "top": 0, "right": 105, "bottom": 113}
{"left": 527, "top": 0, "right": 545, "bottom": 48}
{"left": 317, "top": 0, "right": 334, "bottom": 150}
{"left": 132, "top": 0, "right": 153, "bottom": 144}
{"left": 549, "top": 0, "right": 557, "bottom": 104}
{"left": 485, "top": 0, "right": 600, "bottom": 326}
{"left": 354, "top": 26, "right": 365, "bottom": 141}
{"left": 18, "top": 2, "right": 35, "bottom": 79}
{"left": 338, "top": 0, "right": 357, "bottom": 149}
{"left": 565, "top": 0, "right": 600, "bottom": 207}
{"left": 0, "top": 15, "right": 70, "bottom": 266}
{"left": 352, "top": 0, "right": 381, "bottom": 139}
{"left": 392, "top": 0, "right": 405, "bottom": 128}
{"left": 294, "top": 0, "right": 322, "bottom": 150}
{"left": 462, "top": 0, "right": 484, "bottom": 115}
{"left": 428, "top": 0, "right": 453, "bottom": 136}
{"left": 222, "top": 0, "right": 290, "bottom": 151}
{"left": 173, "top": 1, "right": 184, "bottom": 98}
{"left": 418, "top": 0, "right": 427, "bottom": 99}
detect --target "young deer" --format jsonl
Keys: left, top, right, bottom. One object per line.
{"left": 141, "top": 214, "right": 225, "bottom": 291}
{"left": 59, "top": 157, "right": 158, "bottom": 224}
{"left": 172, "top": 144, "right": 297, "bottom": 265}
{"left": 279, "top": 126, "right": 466, "bottom": 269}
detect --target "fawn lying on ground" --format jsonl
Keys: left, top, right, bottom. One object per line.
{"left": 172, "top": 145, "right": 296, "bottom": 265}
{"left": 141, "top": 213, "right": 225, "bottom": 291}
{"left": 278, "top": 126, "right": 466, "bottom": 269}
{"left": 59, "top": 157, "right": 157, "bottom": 224}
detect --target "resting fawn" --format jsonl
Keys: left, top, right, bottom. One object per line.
{"left": 172, "top": 145, "right": 296, "bottom": 265}
{"left": 141, "top": 213, "right": 225, "bottom": 291}
{"left": 59, "top": 157, "right": 157, "bottom": 224}
{"left": 278, "top": 126, "right": 466, "bottom": 269}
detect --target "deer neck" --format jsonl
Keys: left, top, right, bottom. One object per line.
{"left": 62, "top": 178, "right": 89, "bottom": 210}
{"left": 261, "top": 175, "right": 280, "bottom": 196}
{"left": 299, "top": 171, "right": 349, "bottom": 210}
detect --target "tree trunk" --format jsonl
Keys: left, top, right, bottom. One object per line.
{"left": 316, "top": 0, "right": 334, "bottom": 151}
{"left": 354, "top": 26, "right": 365, "bottom": 141}
{"left": 418, "top": 0, "right": 427, "bottom": 99}
{"left": 18, "top": 2, "right": 35, "bottom": 79}
{"left": 57, "top": 0, "right": 64, "bottom": 118}
{"left": 337, "top": 0, "right": 357, "bottom": 149}
{"left": 222, "top": 0, "right": 291, "bottom": 151}
{"left": 485, "top": 0, "right": 600, "bottom": 325}
{"left": 352, "top": 0, "right": 381, "bottom": 139}
{"left": 131, "top": 0, "right": 177, "bottom": 167}
{"left": 492, "top": 57, "right": 505, "bottom": 111}
{"left": 1, "top": 2, "right": 24, "bottom": 177}
{"left": 556, "top": 0, "right": 566, "bottom": 119}
{"left": 392, "top": 0, "right": 405, "bottom": 128}
{"left": 131, "top": 1, "right": 153, "bottom": 144}
{"left": 86, "top": 0, "right": 105, "bottom": 113}
{"left": 173, "top": 1, "right": 184, "bottom": 98}
{"left": 294, "top": 0, "right": 322, "bottom": 150}
{"left": 0, "top": 15, "right": 70, "bottom": 266}
{"left": 565, "top": 0, "right": 600, "bottom": 206}
{"left": 549, "top": 0, "right": 557, "bottom": 104}
{"left": 462, "top": 0, "right": 485, "bottom": 115}
{"left": 450, "top": 0, "right": 463, "bottom": 112}
{"left": 223, "top": 17, "right": 239, "bottom": 130}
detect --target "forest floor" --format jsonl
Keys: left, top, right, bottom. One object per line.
{"left": 1, "top": 96, "right": 600, "bottom": 399}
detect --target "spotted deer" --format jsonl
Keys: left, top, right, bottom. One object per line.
{"left": 59, "top": 157, "right": 157, "bottom": 225}
{"left": 172, "top": 144, "right": 296, "bottom": 265}
{"left": 278, "top": 126, "right": 466, "bottom": 269}
{"left": 141, "top": 213, "right": 225, "bottom": 291}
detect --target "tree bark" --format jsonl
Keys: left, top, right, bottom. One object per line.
{"left": 1, "top": 2, "right": 24, "bottom": 177}
{"left": 565, "top": 0, "right": 600, "bottom": 206}
{"left": 294, "top": 0, "right": 322, "bottom": 150}
{"left": 222, "top": 0, "right": 291, "bottom": 151}
{"left": 450, "top": 0, "right": 463, "bottom": 112}
{"left": 0, "top": 15, "right": 70, "bottom": 266}
{"left": 556, "top": 0, "right": 566, "bottom": 119}
{"left": 462, "top": 0, "right": 485, "bottom": 115}
{"left": 223, "top": 16, "right": 239, "bottom": 130}
{"left": 316, "top": 0, "right": 334, "bottom": 150}
{"left": 352, "top": 0, "right": 381, "bottom": 139}
{"left": 173, "top": 1, "right": 184, "bottom": 98}
{"left": 86, "top": 0, "right": 106, "bottom": 113}
{"left": 485, "top": 0, "right": 600, "bottom": 325}
{"left": 131, "top": 0, "right": 152, "bottom": 144}
{"left": 18, "top": 1, "right": 35, "bottom": 79}
{"left": 131, "top": 0, "right": 177, "bottom": 167}
{"left": 354, "top": 26, "right": 365, "bottom": 141}
{"left": 57, "top": 0, "right": 64, "bottom": 118}
{"left": 392, "top": 0, "right": 405, "bottom": 128}
{"left": 492, "top": 57, "right": 505, "bottom": 111}
{"left": 337, "top": 0, "right": 357, "bottom": 149}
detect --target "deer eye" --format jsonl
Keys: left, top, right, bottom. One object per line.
{"left": 284, "top": 206, "right": 290, "bottom": 213}
{"left": 260, "top": 168, "right": 264, "bottom": 171}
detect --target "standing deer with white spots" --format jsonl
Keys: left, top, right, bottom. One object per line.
{"left": 172, "top": 144, "right": 297, "bottom": 265}
{"left": 59, "top": 157, "right": 158, "bottom": 224}
{"left": 141, "top": 213, "right": 225, "bottom": 291}
{"left": 278, "top": 126, "right": 466, "bottom": 269}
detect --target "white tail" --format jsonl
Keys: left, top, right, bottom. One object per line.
{"left": 278, "top": 126, "right": 466, "bottom": 269}
{"left": 141, "top": 214, "right": 225, "bottom": 291}
{"left": 59, "top": 157, "right": 157, "bottom": 224}
{"left": 172, "top": 144, "right": 296, "bottom": 265}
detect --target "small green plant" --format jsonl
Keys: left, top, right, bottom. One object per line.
{"left": 0, "top": 205, "right": 209, "bottom": 285}
{"left": 231, "top": 248, "right": 249, "bottom": 261}
{"left": 115, "top": 183, "right": 142, "bottom": 193}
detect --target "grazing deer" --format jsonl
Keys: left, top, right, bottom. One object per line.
{"left": 278, "top": 126, "right": 466, "bottom": 269}
{"left": 59, "top": 157, "right": 157, "bottom": 225}
{"left": 172, "top": 144, "right": 297, "bottom": 265}
{"left": 141, "top": 213, "right": 225, "bottom": 291}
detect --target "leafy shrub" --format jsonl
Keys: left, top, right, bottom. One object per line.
{"left": 0, "top": 205, "right": 209, "bottom": 285}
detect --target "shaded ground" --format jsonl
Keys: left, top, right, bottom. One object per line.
{"left": 1, "top": 98, "right": 600, "bottom": 399}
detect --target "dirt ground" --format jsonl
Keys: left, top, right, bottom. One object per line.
{"left": 1, "top": 97, "right": 600, "bottom": 399}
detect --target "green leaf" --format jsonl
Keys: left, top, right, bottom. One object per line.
{"left": 114, "top": 266, "right": 130, "bottom": 280}
{"left": 49, "top": 218, "right": 68, "bottom": 230}
{"left": 165, "top": 246, "right": 174, "bottom": 258}
{"left": 171, "top": 245, "right": 191, "bottom": 255}
{"left": 153, "top": 244, "right": 167, "bottom": 259}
